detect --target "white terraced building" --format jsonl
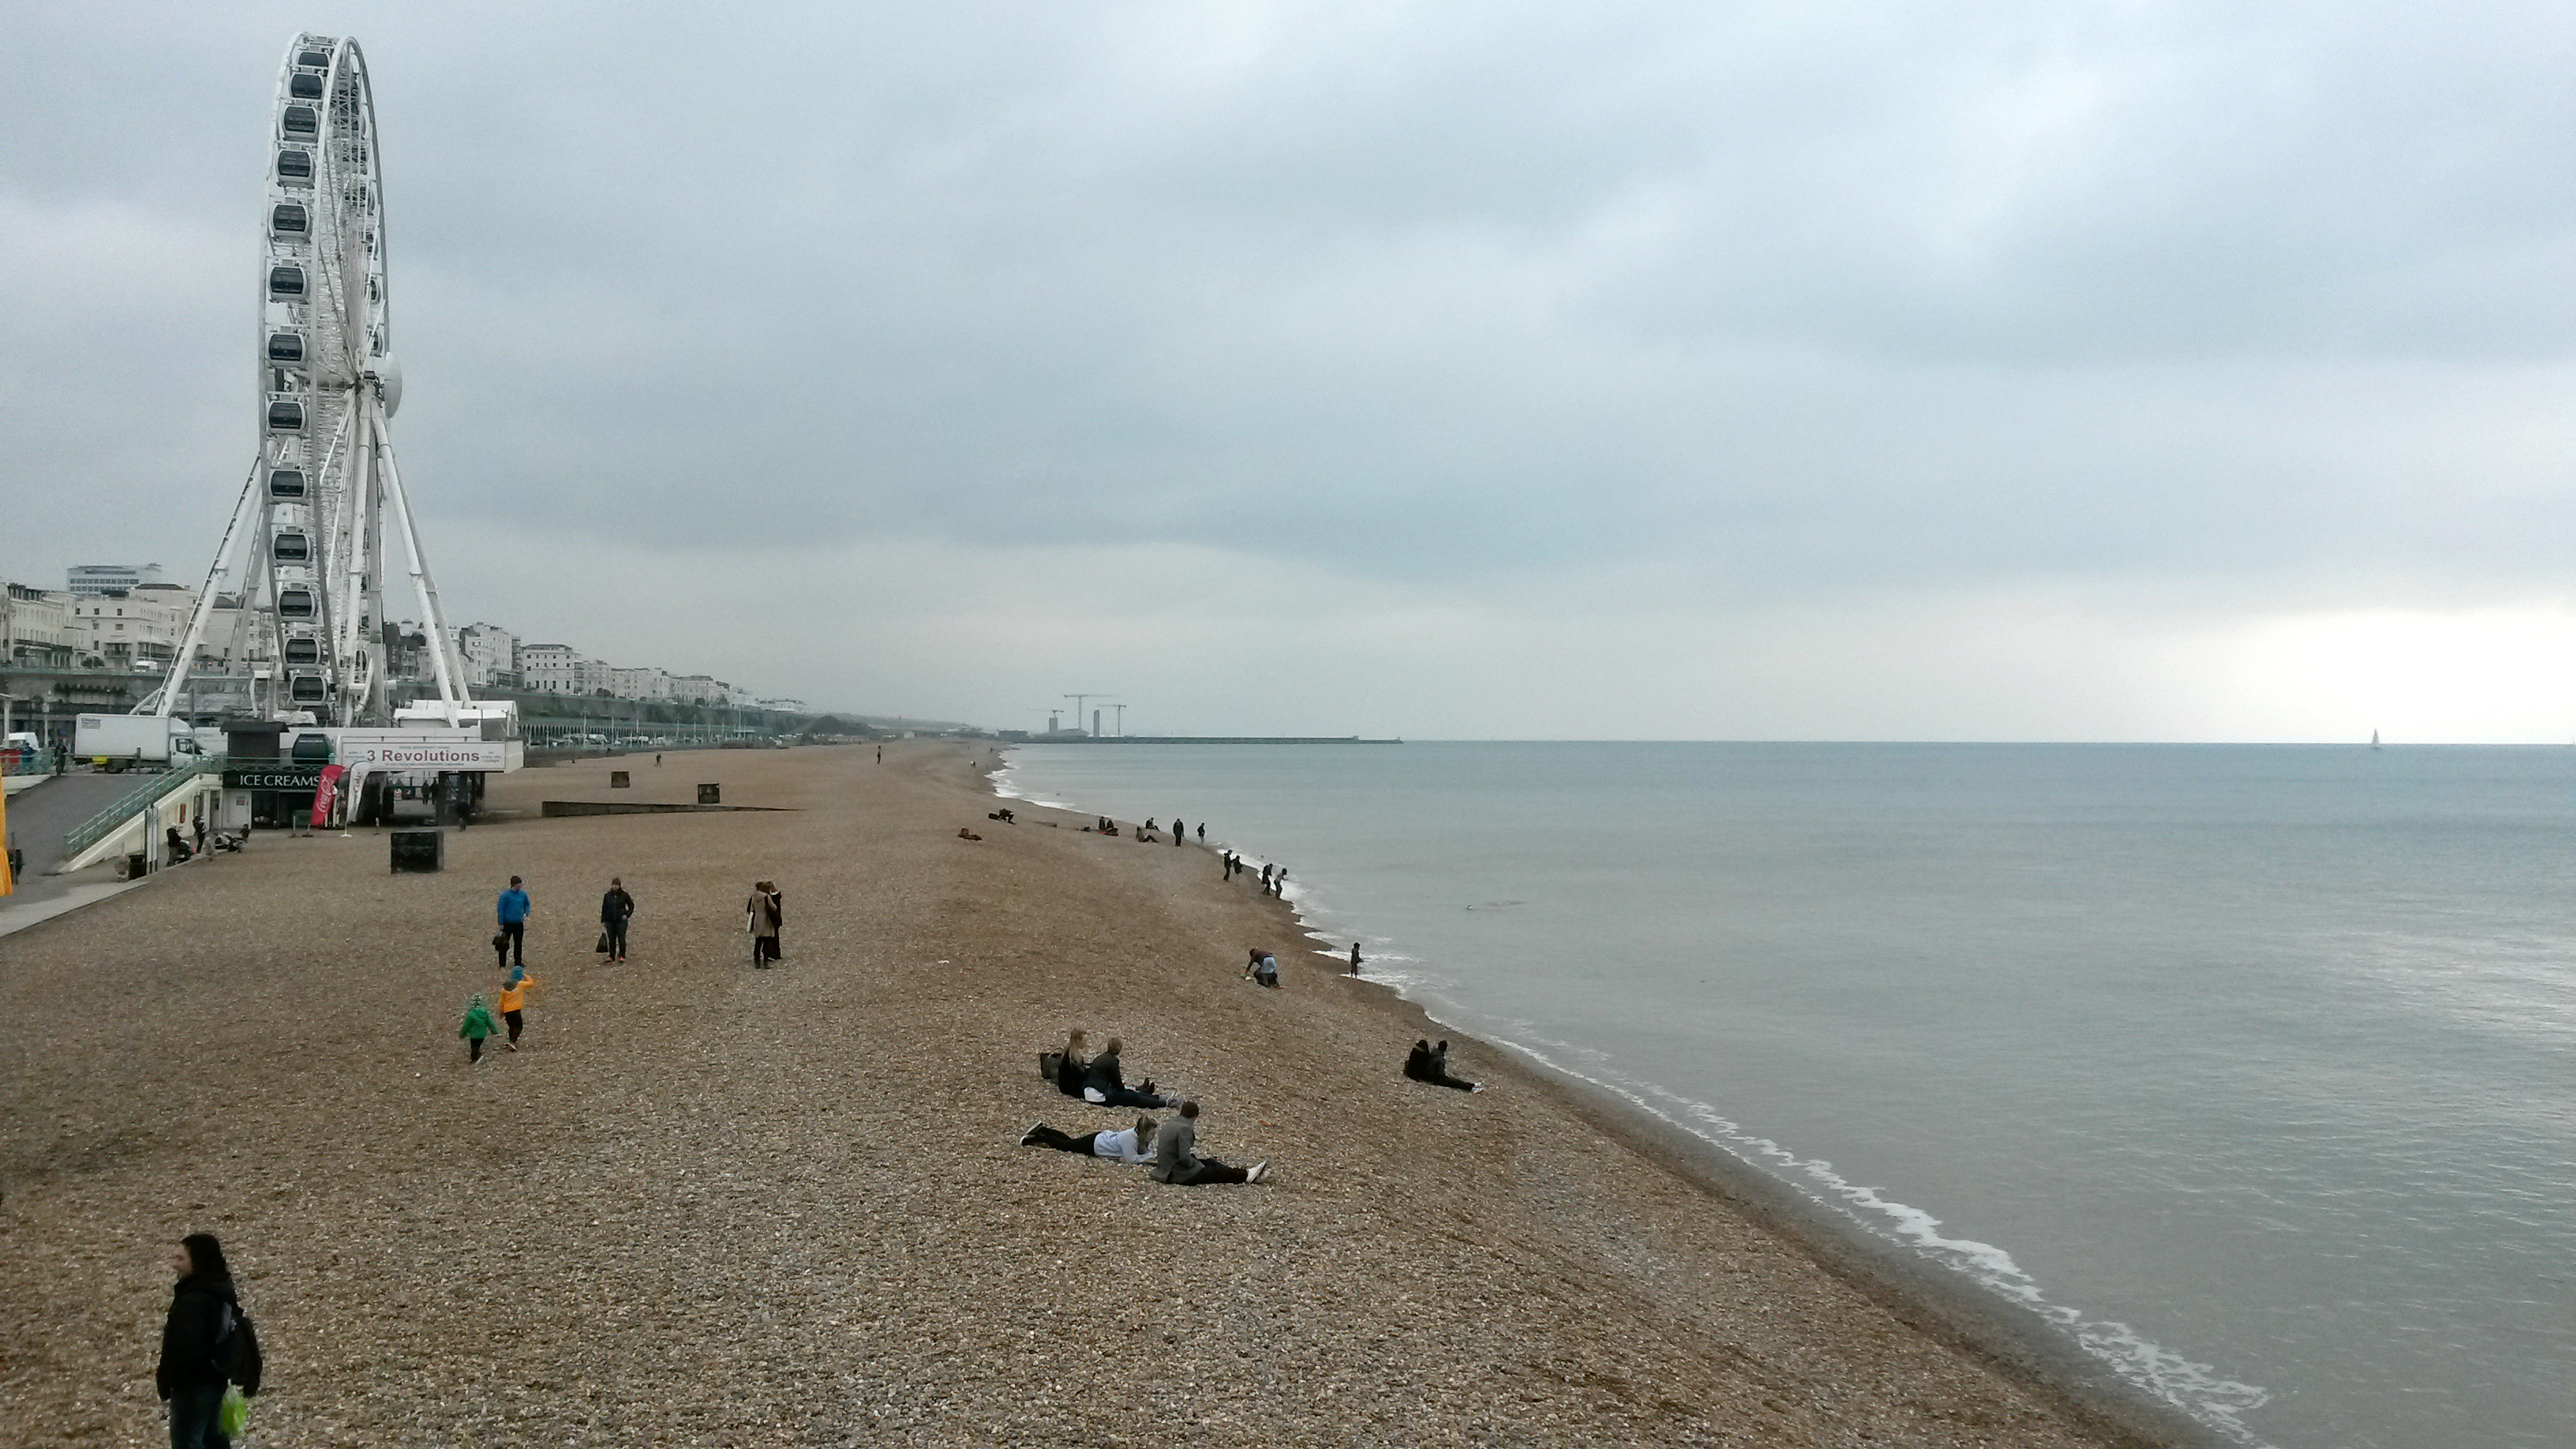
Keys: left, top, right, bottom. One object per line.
{"left": 518, "top": 642, "right": 608, "bottom": 695}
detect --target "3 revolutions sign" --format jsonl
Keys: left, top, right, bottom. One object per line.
{"left": 340, "top": 741, "right": 507, "bottom": 771}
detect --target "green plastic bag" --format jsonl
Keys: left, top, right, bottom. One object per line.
{"left": 218, "top": 1384, "right": 250, "bottom": 1439}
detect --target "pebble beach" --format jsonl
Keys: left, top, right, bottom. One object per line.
{"left": 2, "top": 741, "right": 2200, "bottom": 1446}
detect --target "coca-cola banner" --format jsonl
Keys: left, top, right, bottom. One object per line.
{"left": 310, "top": 763, "right": 345, "bottom": 829}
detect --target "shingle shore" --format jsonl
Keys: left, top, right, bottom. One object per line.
{"left": 4, "top": 742, "right": 2174, "bottom": 1447}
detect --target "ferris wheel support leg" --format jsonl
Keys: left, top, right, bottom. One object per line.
{"left": 152, "top": 458, "right": 266, "bottom": 717}
{"left": 335, "top": 402, "right": 376, "bottom": 721}
{"left": 372, "top": 394, "right": 468, "bottom": 721}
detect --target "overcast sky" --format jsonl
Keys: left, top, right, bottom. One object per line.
{"left": 3, "top": 2, "right": 2568, "bottom": 739}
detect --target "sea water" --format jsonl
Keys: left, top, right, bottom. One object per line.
{"left": 995, "top": 743, "right": 2574, "bottom": 1449}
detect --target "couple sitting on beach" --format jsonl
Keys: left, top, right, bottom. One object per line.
{"left": 1021, "top": 1100, "right": 1269, "bottom": 1185}
{"left": 1047, "top": 1029, "right": 1172, "bottom": 1109}
{"left": 1404, "top": 1039, "right": 1485, "bottom": 1092}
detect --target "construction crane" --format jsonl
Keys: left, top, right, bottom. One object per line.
{"left": 1064, "top": 694, "right": 1116, "bottom": 738}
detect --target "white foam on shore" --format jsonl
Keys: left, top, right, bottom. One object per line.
{"left": 1474, "top": 1027, "right": 2277, "bottom": 1447}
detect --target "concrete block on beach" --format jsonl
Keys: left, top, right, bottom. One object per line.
{"left": 387, "top": 829, "right": 443, "bottom": 873}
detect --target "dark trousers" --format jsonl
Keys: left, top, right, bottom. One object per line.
{"left": 1170, "top": 1157, "right": 1250, "bottom": 1185}
{"left": 467, "top": 1036, "right": 486, "bottom": 1062}
{"left": 754, "top": 934, "right": 780, "bottom": 964}
{"left": 500, "top": 921, "right": 525, "bottom": 965}
{"left": 504, "top": 1009, "right": 525, "bottom": 1043}
{"left": 1091, "top": 1086, "right": 1168, "bottom": 1109}
{"left": 1025, "top": 1127, "right": 1100, "bottom": 1155}
{"left": 605, "top": 920, "right": 628, "bottom": 958}
{"left": 167, "top": 1381, "right": 230, "bottom": 1449}
{"left": 1409, "top": 1068, "right": 1477, "bottom": 1092}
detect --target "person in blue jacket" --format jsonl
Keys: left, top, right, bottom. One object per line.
{"left": 496, "top": 875, "right": 531, "bottom": 968}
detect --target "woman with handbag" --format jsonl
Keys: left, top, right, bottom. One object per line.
{"left": 598, "top": 878, "right": 635, "bottom": 962}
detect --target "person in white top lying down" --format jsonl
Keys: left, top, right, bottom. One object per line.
{"left": 1018, "top": 1115, "right": 1159, "bottom": 1163}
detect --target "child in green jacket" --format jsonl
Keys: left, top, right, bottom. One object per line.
{"left": 460, "top": 994, "right": 497, "bottom": 1063}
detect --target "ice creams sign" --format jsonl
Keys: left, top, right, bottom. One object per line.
{"left": 343, "top": 741, "right": 507, "bottom": 771}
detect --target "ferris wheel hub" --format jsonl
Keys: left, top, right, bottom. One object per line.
{"left": 367, "top": 352, "right": 402, "bottom": 417}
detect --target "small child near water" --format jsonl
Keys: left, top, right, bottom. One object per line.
{"left": 459, "top": 994, "right": 496, "bottom": 1063}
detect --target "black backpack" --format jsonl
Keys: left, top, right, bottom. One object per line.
{"left": 215, "top": 1300, "right": 264, "bottom": 1397}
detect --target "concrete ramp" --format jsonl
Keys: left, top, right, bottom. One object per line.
{"left": 5, "top": 774, "right": 133, "bottom": 879}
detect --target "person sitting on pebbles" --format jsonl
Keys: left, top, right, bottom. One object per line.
{"left": 1150, "top": 1100, "right": 1267, "bottom": 1186}
{"left": 1403, "top": 1038, "right": 1485, "bottom": 1092}
{"left": 1244, "top": 949, "right": 1280, "bottom": 988}
{"left": 1050, "top": 1028, "right": 1091, "bottom": 1098}
{"left": 1020, "top": 1114, "right": 1158, "bottom": 1163}
{"left": 1080, "top": 1037, "right": 1172, "bottom": 1109}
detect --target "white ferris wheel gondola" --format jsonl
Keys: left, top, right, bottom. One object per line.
{"left": 157, "top": 34, "right": 469, "bottom": 728}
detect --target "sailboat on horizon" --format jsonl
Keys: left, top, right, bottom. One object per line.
{"left": 2371, "top": 728, "right": 2382, "bottom": 750}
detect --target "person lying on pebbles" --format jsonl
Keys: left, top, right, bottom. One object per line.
{"left": 1019, "top": 1114, "right": 1159, "bottom": 1163}
{"left": 1079, "top": 1038, "right": 1172, "bottom": 1108}
{"left": 1149, "top": 1100, "right": 1267, "bottom": 1186}
{"left": 1403, "top": 1038, "right": 1485, "bottom": 1093}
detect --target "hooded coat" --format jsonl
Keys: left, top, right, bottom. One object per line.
{"left": 156, "top": 1271, "right": 237, "bottom": 1398}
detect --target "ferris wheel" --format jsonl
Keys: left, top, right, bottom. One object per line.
{"left": 159, "top": 33, "right": 468, "bottom": 726}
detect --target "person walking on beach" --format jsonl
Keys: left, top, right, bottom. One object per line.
{"left": 1020, "top": 1114, "right": 1159, "bottom": 1163}
{"left": 159, "top": 1231, "right": 257, "bottom": 1449}
{"left": 745, "top": 880, "right": 783, "bottom": 966}
{"left": 1350, "top": 942, "right": 1364, "bottom": 973}
{"left": 1151, "top": 1101, "right": 1267, "bottom": 1185}
{"left": 1172, "top": 818, "right": 1184, "bottom": 847}
{"left": 497, "top": 967, "right": 536, "bottom": 1050}
{"left": 459, "top": 994, "right": 497, "bottom": 1063}
{"left": 1196, "top": 822, "right": 1204, "bottom": 841}
{"left": 496, "top": 876, "right": 530, "bottom": 968}
{"left": 600, "top": 877, "right": 635, "bottom": 963}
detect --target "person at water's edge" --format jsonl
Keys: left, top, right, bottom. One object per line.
{"left": 159, "top": 1231, "right": 248, "bottom": 1449}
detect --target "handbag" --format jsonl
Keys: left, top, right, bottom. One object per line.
{"left": 595, "top": 930, "right": 611, "bottom": 954}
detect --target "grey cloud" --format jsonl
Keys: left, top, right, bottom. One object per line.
{"left": 2, "top": 2, "right": 2569, "bottom": 734}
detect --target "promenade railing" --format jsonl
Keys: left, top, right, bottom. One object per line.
{"left": 59, "top": 755, "right": 226, "bottom": 859}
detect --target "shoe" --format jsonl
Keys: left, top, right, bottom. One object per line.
{"left": 1247, "top": 1161, "right": 1270, "bottom": 1184}
{"left": 505, "top": 1042, "right": 518, "bottom": 1052}
{"left": 1470, "top": 1083, "right": 1486, "bottom": 1093}
{"left": 1020, "top": 1124, "right": 1043, "bottom": 1147}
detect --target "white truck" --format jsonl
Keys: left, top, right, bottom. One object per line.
{"left": 73, "top": 714, "right": 222, "bottom": 771}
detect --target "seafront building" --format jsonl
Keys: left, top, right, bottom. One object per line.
{"left": 64, "top": 563, "right": 166, "bottom": 596}
{"left": 2, "top": 567, "right": 812, "bottom": 752}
